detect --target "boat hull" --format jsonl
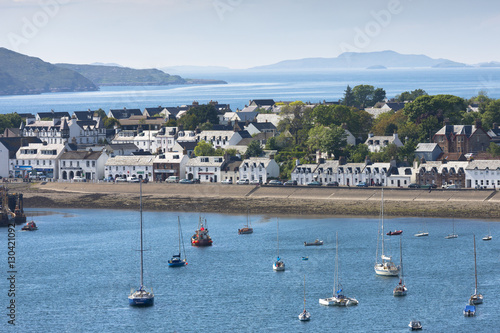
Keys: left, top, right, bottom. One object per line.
{"left": 386, "top": 230, "right": 403, "bottom": 236}
{"left": 393, "top": 288, "right": 407, "bottom": 296}
{"left": 238, "top": 228, "right": 253, "bottom": 234}
{"left": 191, "top": 239, "right": 212, "bottom": 246}
{"left": 414, "top": 232, "right": 428, "bottom": 237}
{"left": 273, "top": 261, "right": 285, "bottom": 271}
{"left": 408, "top": 321, "right": 422, "bottom": 330}
{"left": 445, "top": 234, "right": 458, "bottom": 239}
{"left": 298, "top": 311, "right": 311, "bottom": 321}
{"left": 128, "top": 296, "right": 154, "bottom": 307}
{"left": 469, "top": 294, "right": 483, "bottom": 305}
{"left": 464, "top": 305, "right": 476, "bottom": 317}
{"left": 482, "top": 236, "right": 492, "bottom": 241}
{"left": 304, "top": 240, "right": 323, "bottom": 246}
{"left": 168, "top": 259, "right": 187, "bottom": 267}
{"left": 319, "top": 296, "right": 358, "bottom": 306}
{"left": 374, "top": 264, "right": 400, "bottom": 276}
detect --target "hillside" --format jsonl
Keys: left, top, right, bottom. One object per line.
{"left": 56, "top": 63, "right": 188, "bottom": 86}
{"left": 0, "top": 47, "right": 98, "bottom": 95}
{"left": 250, "top": 50, "right": 466, "bottom": 70}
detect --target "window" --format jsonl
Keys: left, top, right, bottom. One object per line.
{"left": 92, "top": 161, "right": 95, "bottom": 167}
{"left": 63, "top": 161, "right": 66, "bottom": 167}
{"left": 86, "top": 161, "right": 90, "bottom": 167}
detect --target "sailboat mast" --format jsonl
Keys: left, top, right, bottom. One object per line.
{"left": 139, "top": 180, "right": 144, "bottom": 287}
{"left": 334, "top": 232, "right": 339, "bottom": 296}
{"left": 277, "top": 218, "right": 280, "bottom": 258}
{"left": 473, "top": 234, "right": 478, "bottom": 293}
{"left": 303, "top": 275, "right": 306, "bottom": 310}
{"left": 381, "top": 189, "right": 385, "bottom": 258}
{"left": 178, "top": 216, "right": 181, "bottom": 254}
{"left": 399, "top": 237, "right": 404, "bottom": 281}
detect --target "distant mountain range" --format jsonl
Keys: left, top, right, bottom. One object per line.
{"left": 249, "top": 50, "right": 472, "bottom": 70}
{"left": 0, "top": 48, "right": 226, "bottom": 96}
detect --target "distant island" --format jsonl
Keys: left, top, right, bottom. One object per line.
{"left": 0, "top": 48, "right": 226, "bottom": 96}
{"left": 249, "top": 50, "right": 469, "bottom": 70}
{"left": 366, "top": 65, "right": 387, "bottom": 70}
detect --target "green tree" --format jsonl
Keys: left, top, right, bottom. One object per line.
{"left": 480, "top": 99, "right": 500, "bottom": 130}
{"left": 305, "top": 125, "right": 346, "bottom": 156}
{"left": 345, "top": 144, "right": 370, "bottom": 163}
{"left": 487, "top": 142, "right": 500, "bottom": 157}
{"left": 402, "top": 94, "right": 466, "bottom": 125}
{"left": 194, "top": 140, "right": 215, "bottom": 156}
{"left": 341, "top": 85, "right": 355, "bottom": 106}
{"left": 177, "top": 104, "right": 219, "bottom": 130}
{"left": 103, "top": 117, "right": 120, "bottom": 129}
{"left": 245, "top": 140, "right": 263, "bottom": 158}
{"left": 0, "top": 113, "right": 22, "bottom": 133}
{"left": 394, "top": 89, "right": 427, "bottom": 102}
{"left": 371, "top": 88, "right": 386, "bottom": 106}
{"left": 277, "top": 104, "right": 313, "bottom": 146}
{"left": 224, "top": 148, "right": 238, "bottom": 157}
{"left": 164, "top": 119, "right": 177, "bottom": 127}
{"left": 265, "top": 136, "right": 278, "bottom": 150}
{"left": 350, "top": 85, "right": 386, "bottom": 108}
{"left": 93, "top": 108, "right": 107, "bottom": 119}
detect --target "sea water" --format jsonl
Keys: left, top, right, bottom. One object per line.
{"left": 1, "top": 208, "right": 499, "bottom": 332}
{"left": 1, "top": 67, "right": 500, "bottom": 115}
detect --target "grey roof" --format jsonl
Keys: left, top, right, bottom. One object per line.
{"left": 435, "top": 125, "right": 476, "bottom": 138}
{"left": 385, "top": 102, "right": 405, "bottom": 111}
{"left": 60, "top": 150, "right": 103, "bottom": 160}
{"left": 249, "top": 122, "right": 277, "bottom": 131}
{"left": 466, "top": 160, "right": 500, "bottom": 170}
{"left": 415, "top": 143, "right": 441, "bottom": 152}
{"left": 37, "top": 111, "right": 70, "bottom": 119}
{"left": 109, "top": 108, "right": 142, "bottom": 119}
{"left": 251, "top": 99, "right": 275, "bottom": 107}
{"left": 73, "top": 111, "right": 94, "bottom": 121}
{"left": 0, "top": 137, "right": 42, "bottom": 158}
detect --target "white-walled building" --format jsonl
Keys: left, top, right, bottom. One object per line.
{"left": 239, "top": 157, "right": 279, "bottom": 183}
{"left": 104, "top": 155, "right": 155, "bottom": 180}
{"left": 365, "top": 133, "right": 404, "bottom": 153}
{"left": 0, "top": 137, "right": 42, "bottom": 178}
{"left": 58, "top": 150, "right": 108, "bottom": 181}
{"left": 185, "top": 156, "right": 226, "bottom": 183}
{"left": 12, "top": 142, "right": 67, "bottom": 179}
{"left": 291, "top": 163, "right": 319, "bottom": 185}
{"left": 152, "top": 152, "right": 189, "bottom": 182}
{"left": 465, "top": 160, "right": 500, "bottom": 189}
{"left": 196, "top": 130, "right": 245, "bottom": 149}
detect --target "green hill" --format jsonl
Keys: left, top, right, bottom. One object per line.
{"left": 0, "top": 47, "right": 98, "bottom": 95}
{"left": 56, "top": 63, "right": 188, "bottom": 86}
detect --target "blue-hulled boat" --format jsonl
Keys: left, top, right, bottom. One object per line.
{"left": 168, "top": 217, "right": 188, "bottom": 267}
{"left": 128, "top": 181, "right": 154, "bottom": 307}
{"left": 464, "top": 305, "right": 476, "bottom": 317}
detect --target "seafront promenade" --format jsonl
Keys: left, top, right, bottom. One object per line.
{"left": 8, "top": 182, "right": 500, "bottom": 219}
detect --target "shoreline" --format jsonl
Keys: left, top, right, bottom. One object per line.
{"left": 6, "top": 182, "right": 500, "bottom": 219}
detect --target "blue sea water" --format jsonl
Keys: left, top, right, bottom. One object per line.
{"left": 1, "top": 208, "right": 499, "bottom": 332}
{"left": 1, "top": 68, "right": 500, "bottom": 115}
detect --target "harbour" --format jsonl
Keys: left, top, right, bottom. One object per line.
{"left": 1, "top": 207, "right": 498, "bottom": 332}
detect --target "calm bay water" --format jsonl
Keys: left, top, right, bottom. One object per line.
{"left": 1, "top": 68, "right": 500, "bottom": 115}
{"left": 1, "top": 208, "right": 499, "bottom": 332}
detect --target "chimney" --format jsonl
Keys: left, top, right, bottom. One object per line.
{"left": 444, "top": 118, "right": 450, "bottom": 126}
{"left": 474, "top": 118, "right": 482, "bottom": 128}
{"left": 339, "top": 156, "right": 346, "bottom": 165}
{"left": 368, "top": 133, "right": 374, "bottom": 138}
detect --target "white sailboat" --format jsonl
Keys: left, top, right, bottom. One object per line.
{"left": 445, "top": 218, "right": 458, "bottom": 239}
{"left": 482, "top": 223, "right": 492, "bottom": 241}
{"left": 393, "top": 237, "right": 407, "bottom": 296}
{"left": 374, "top": 189, "right": 400, "bottom": 276}
{"left": 273, "top": 218, "right": 285, "bottom": 271}
{"left": 319, "top": 232, "right": 359, "bottom": 306}
{"left": 469, "top": 234, "right": 483, "bottom": 305}
{"left": 414, "top": 220, "right": 429, "bottom": 237}
{"left": 298, "top": 275, "right": 311, "bottom": 321}
{"left": 128, "top": 180, "right": 154, "bottom": 306}
{"left": 168, "top": 216, "right": 188, "bottom": 267}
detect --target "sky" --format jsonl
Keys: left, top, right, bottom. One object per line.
{"left": 0, "top": 0, "right": 500, "bottom": 69}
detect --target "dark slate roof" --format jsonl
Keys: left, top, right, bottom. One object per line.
{"left": 0, "top": 137, "right": 42, "bottom": 158}
{"left": 238, "top": 130, "right": 252, "bottom": 139}
{"left": 109, "top": 108, "right": 142, "bottom": 119}
{"left": 177, "top": 141, "right": 197, "bottom": 151}
{"left": 144, "top": 107, "right": 164, "bottom": 116}
{"left": 17, "top": 113, "right": 35, "bottom": 118}
{"left": 250, "top": 122, "right": 277, "bottom": 131}
{"left": 223, "top": 160, "right": 242, "bottom": 172}
{"left": 59, "top": 150, "right": 102, "bottom": 160}
{"left": 251, "top": 99, "right": 275, "bottom": 107}
{"left": 73, "top": 111, "right": 94, "bottom": 121}
{"left": 106, "top": 143, "right": 139, "bottom": 150}
{"left": 434, "top": 125, "right": 477, "bottom": 139}
{"left": 37, "top": 111, "right": 70, "bottom": 119}
{"left": 385, "top": 102, "right": 405, "bottom": 111}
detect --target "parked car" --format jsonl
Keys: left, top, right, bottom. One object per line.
{"left": 408, "top": 183, "right": 420, "bottom": 188}
{"left": 420, "top": 184, "right": 437, "bottom": 189}
{"left": 356, "top": 182, "right": 368, "bottom": 187}
{"left": 444, "top": 184, "right": 461, "bottom": 189}
{"left": 326, "top": 181, "right": 339, "bottom": 187}
{"left": 127, "top": 176, "right": 140, "bottom": 183}
{"left": 115, "top": 177, "right": 127, "bottom": 182}
{"left": 179, "top": 178, "right": 194, "bottom": 184}
{"left": 166, "top": 176, "right": 180, "bottom": 183}
{"left": 283, "top": 180, "right": 297, "bottom": 186}
{"left": 249, "top": 179, "right": 262, "bottom": 185}
{"left": 268, "top": 179, "right": 282, "bottom": 185}
{"left": 307, "top": 181, "right": 322, "bottom": 186}
{"left": 221, "top": 178, "right": 233, "bottom": 184}
{"left": 236, "top": 178, "right": 249, "bottom": 185}
{"left": 73, "top": 176, "right": 86, "bottom": 182}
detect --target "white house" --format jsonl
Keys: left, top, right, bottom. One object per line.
{"left": 314, "top": 160, "right": 340, "bottom": 184}
{"left": 386, "top": 166, "right": 413, "bottom": 188}
{"left": 364, "top": 133, "right": 404, "bottom": 153}
{"left": 362, "top": 162, "right": 391, "bottom": 186}
{"left": 465, "top": 160, "right": 500, "bottom": 189}
{"left": 111, "top": 130, "right": 159, "bottom": 153}
{"left": 0, "top": 137, "right": 42, "bottom": 178}
{"left": 196, "top": 130, "right": 244, "bottom": 149}
{"left": 12, "top": 142, "right": 67, "bottom": 179}
{"left": 58, "top": 150, "right": 108, "bottom": 181}
{"left": 185, "top": 156, "right": 226, "bottom": 183}
{"left": 104, "top": 155, "right": 155, "bottom": 180}
{"left": 239, "top": 157, "right": 280, "bottom": 183}
{"left": 337, "top": 163, "right": 365, "bottom": 186}
{"left": 291, "top": 163, "right": 319, "bottom": 185}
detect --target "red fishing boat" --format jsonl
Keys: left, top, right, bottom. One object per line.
{"left": 386, "top": 230, "right": 403, "bottom": 236}
{"left": 191, "top": 217, "right": 213, "bottom": 246}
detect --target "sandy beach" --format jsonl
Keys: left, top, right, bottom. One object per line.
{"left": 4, "top": 181, "right": 500, "bottom": 219}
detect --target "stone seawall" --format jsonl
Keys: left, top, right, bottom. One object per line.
{"left": 8, "top": 182, "right": 500, "bottom": 219}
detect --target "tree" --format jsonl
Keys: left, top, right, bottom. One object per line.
{"left": 93, "top": 108, "right": 107, "bottom": 119}
{"left": 394, "top": 89, "right": 427, "bottom": 102}
{"left": 402, "top": 94, "right": 466, "bottom": 125}
{"left": 480, "top": 99, "right": 500, "bottom": 130}
{"left": 345, "top": 144, "right": 370, "bottom": 163}
{"left": 194, "top": 140, "right": 215, "bottom": 156}
{"left": 0, "top": 113, "right": 22, "bottom": 133}
{"left": 305, "top": 125, "right": 346, "bottom": 157}
{"left": 103, "top": 117, "right": 120, "bottom": 129}
{"left": 224, "top": 148, "right": 238, "bottom": 157}
{"left": 265, "top": 136, "right": 278, "bottom": 150}
{"left": 487, "top": 142, "right": 500, "bottom": 157}
{"left": 177, "top": 104, "right": 219, "bottom": 130}
{"left": 350, "top": 85, "right": 386, "bottom": 108}
{"left": 277, "top": 104, "right": 313, "bottom": 146}
{"left": 245, "top": 140, "right": 263, "bottom": 158}
{"left": 341, "top": 85, "right": 355, "bottom": 106}
{"left": 371, "top": 87, "right": 386, "bottom": 106}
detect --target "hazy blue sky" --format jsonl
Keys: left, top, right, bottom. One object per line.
{"left": 1, "top": 0, "right": 499, "bottom": 69}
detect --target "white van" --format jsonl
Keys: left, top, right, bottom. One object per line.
{"left": 166, "top": 176, "right": 180, "bottom": 183}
